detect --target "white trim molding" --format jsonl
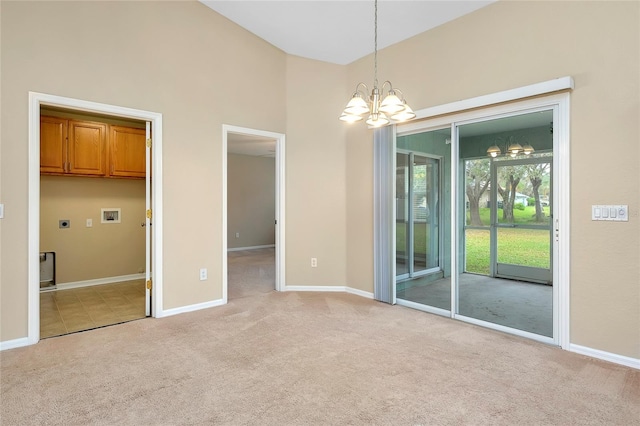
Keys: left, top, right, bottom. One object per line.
{"left": 285, "top": 285, "right": 374, "bottom": 299}
{"left": 0, "top": 338, "right": 32, "bottom": 351}
{"left": 570, "top": 344, "right": 640, "bottom": 370}
{"left": 413, "top": 76, "right": 574, "bottom": 122}
{"left": 51, "top": 273, "right": 146, "bottom": 291}
{"left": 158, "top": 299, "right": 226, "bottom": 318}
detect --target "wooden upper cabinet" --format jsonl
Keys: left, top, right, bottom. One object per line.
{"left": 40, "top": 115, "right": 145, "bottom": 179}
{"left": 109, "top": 126, "right": 146, "bottom": 178}
{"left": 67, "top": 120, "right": 107, "bottom": 176}
{"left": 40, "top": 116, "right": 68, "bottom": 174}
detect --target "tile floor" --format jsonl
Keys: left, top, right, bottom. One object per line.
{"left": 40, "top": 280, "right": 147, "bottom": 339}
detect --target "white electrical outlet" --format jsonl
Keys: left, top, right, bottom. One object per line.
{"left": 86, "top": 218, "right": 93, "bottom": 227}
{"left": 0, "top": 203, "right": 4, "bottom": 219}
{"left": 235, "top": 232, "right": 240, "bottom": 238}
{"left": 199, "top": 268, "right": 208, "bottom": 281}
{"left": 311, "top": 258, "right": 317, "bottom": 268}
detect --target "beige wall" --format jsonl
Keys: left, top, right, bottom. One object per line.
{"left": 285, "top": 55, "right": 348, "bottom": 287}
{"left": 344, "top": 1, "right": 639, "bottom": 358}
{"left": 227, "top": 154, "right": 275, "bottom": 249}
{"left": 1, "top": 1, "right": 288, "bottom": 339}
{"left": 40, "top": 176, "right": 146, "bottom": 284}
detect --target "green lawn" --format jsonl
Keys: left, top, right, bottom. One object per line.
{"left": 465, "top": 228, "right": 550, "bottom": 275}
{"left": 397, "top": 222, "right": 550, "bottom": 276}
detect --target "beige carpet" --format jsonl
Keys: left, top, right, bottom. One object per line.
{"left": 1, "top": 250, "right": 638, "bottom": 425}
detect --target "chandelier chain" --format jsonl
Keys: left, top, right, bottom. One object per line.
{"left": 374, "top": 0, "right": 378, "bottom": 88}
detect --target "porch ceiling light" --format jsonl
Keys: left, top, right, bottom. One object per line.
{"left": 487, "top": 140, "right": 535, "bottom": 158}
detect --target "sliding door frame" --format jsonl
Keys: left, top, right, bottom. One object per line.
{"left": 396, "top": 149, "right": 444, "bottom": 281}
{"left": 393, "top": 79, "right": 571, "bottom": 349}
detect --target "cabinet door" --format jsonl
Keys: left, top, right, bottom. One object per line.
{"left": 109, "top": 126, "right": 146, "bottom": 178}
{"left": 68, "top": 120, "right": 107, "bottom": 176}
{"left": 40, "top": 116, "right": 67, "bottom": 174}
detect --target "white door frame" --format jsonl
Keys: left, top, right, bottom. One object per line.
{"left": 222, "top": 125, "right": 286, "bottom": 301}
{"left": 395, "top": 78, "right": 571, "bottom": 349}
{"left": 27, "top": 92, "right": 164, "bottom": 345}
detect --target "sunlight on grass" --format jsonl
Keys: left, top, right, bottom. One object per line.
{"left": 465, "top": 228, "right": 550, "bottom": 275}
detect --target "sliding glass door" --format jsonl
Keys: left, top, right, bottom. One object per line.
{"left": 385, "top": 92, "right": 569, "bottom": 346}
{"left": 456, "top": 110, "right": 554, "bottom": 338}
{"left": 395, "top": 129, "right": 451, "bottom": 312}
{"left": 396, "top": 152, "right": 440, "bottom": 279}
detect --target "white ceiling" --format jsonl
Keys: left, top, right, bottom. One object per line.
{"left": 200, "top": 0, "right": 496, "bottom": 65}
{"left": 209, "top": 1, "right": 498, "bottom": 155}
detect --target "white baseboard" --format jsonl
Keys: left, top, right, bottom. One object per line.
{"left": 54, "top": 273, "right": 146, "bottom": 291}
{"left": 227, "top": 244, "right": 275, "bottom": 252}
{"left": 0, "top": 337, "right": 32, "bottom": 351}
{"left": 345, "top": 287, "right": 374, "bottom": 299}
{"left": 284, "top": 285, "right": 374, "bottom": 299}
{"left": 158, "top": 298, "right": 226, "bottom": 318}
{"left": 570, "top": 344, "right": 640, "bottom": 370}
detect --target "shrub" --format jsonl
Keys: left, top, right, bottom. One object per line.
{"left": 515, "top": 202, "right": 526, "bottom": 211}
{"left": 527, "top": 197, "right": 535, "bottom": 206}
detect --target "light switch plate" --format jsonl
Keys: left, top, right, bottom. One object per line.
{"left": 592, "top": 205, "right": 628, "bottom": 222}
{"left": 0, "top": 203, "right": 4, "bottom": 219}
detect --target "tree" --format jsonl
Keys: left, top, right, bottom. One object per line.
{"left": 526, "top": 163, "right": 550, "bottom": 222}
{"left": 497, "top": 165, "right": 525, "bottom": 222}
{"left": 465, "top": 159, "right": 490, "bottom": 226}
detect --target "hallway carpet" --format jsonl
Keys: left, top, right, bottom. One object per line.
{"left": 1, "top": 251, "right": 638, "bottom": 425}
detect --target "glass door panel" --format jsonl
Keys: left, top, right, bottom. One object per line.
{"left": 457, "top": 109, "right": 554, "bottom": 338}
{"left": 395, "top": 128, "right": 451, "bottom": 312}
{"left": 396, "top": 153, "right": 410, "bottom": 279}
{"left": 493, "top": 159, "right": 552, "bottom": 284}
{"left": 412, "top": 155, "right": 440, "bottom": 274}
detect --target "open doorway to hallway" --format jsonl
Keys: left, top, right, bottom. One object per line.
{"left": 223, "top": 126, "right": 285, "bottom": 301}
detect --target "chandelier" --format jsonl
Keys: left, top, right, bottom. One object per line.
{"left": 339, "top": 0, "right": 415, "bottom": 127}
{"left": 486, "top": 137, "right": 535, "bottom": 158}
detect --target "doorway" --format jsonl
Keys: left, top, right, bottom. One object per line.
{"left": 456, "top": 111, "right": 554, "bottom": 338}
{"left": 389, "top": 90, "right": 570, "bottom": 347}
{"left": 39, "top": 107, "right": 149, "bottom": 338}
{"left": 222, "top": 125, "right": 285, "bottom": 302}
{"left": 27, "top": 92, "right": 163, "bottom": 345}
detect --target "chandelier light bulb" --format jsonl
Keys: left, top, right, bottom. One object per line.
{"left": 379, "top": 92, "right": 406, "bottom": 114}
{"left": 339, "top": 113, "right": 363, "bottom": 123}
{"left": 391, "top": 102, "right": 416, "bottom": 122}
{"left": 366, "top": 113, "right": 390, "bottom": 127}
{"left": 344, "top": 94, "right": 370, "bottom": 116}
{"left": 523, "top": 144, "right": 534, "bottom": 155}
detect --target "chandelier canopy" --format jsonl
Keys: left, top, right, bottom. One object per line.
{"left": 339, "top": 0, "right": 415, "bottom": 127}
